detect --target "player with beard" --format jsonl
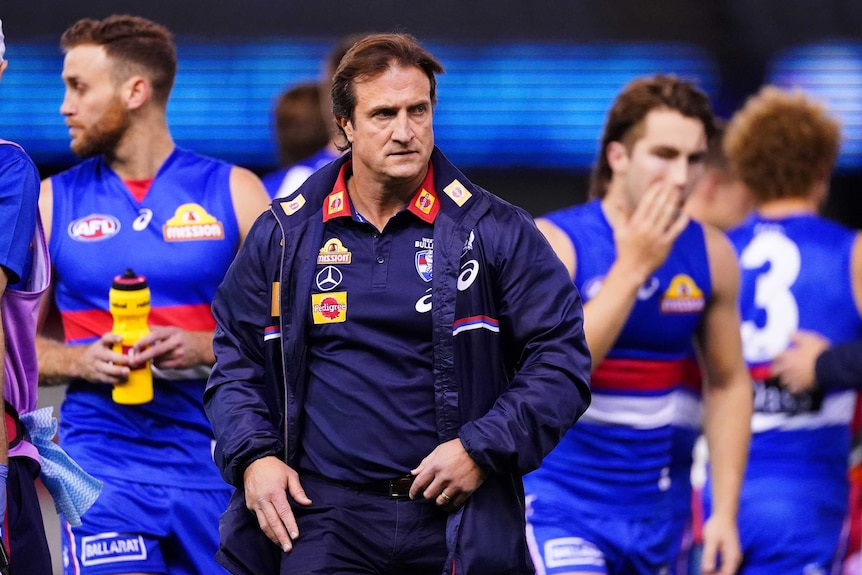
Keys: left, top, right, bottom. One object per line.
{"left": 36, "top": 15, "right": 270, "bottom": 575}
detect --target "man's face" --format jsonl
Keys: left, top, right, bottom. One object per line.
{"left": 60, "top": 44, "right": 131, "bottom": 158}
{"left": 340, "top": 64, "right": 434, "bottom": 187}
{"left": 611, "top": 108, "right": 708, "bottom": 209}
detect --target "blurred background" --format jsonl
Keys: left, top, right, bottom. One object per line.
{"left": 4, "top": 1, "right": 862, "bottom": 572}
{"left": 4, "top": 0, "right": 862, "bottom": 224}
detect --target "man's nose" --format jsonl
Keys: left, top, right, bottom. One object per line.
{"left": 391, "top": 112, "right": 414, "bottom": 143}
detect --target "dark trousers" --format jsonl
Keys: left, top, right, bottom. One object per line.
{"left": 7, "top": 457, "right": 52, "bottom": 575}
{"left": 280, "top": 474, "right": 449, "bottom": 575}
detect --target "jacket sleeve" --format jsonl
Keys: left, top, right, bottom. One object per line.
{"left": 204, "top": 212, "right": 285, "bottom": 487}
{"left": 815, "top": 339, "right": 862, "bottom": 390}
{"left": 458, "top": 206, "right": 591, "bottom": 475}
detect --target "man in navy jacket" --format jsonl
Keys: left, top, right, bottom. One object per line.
{"left": 205, "top": 33, "right": 591, "bottom": 575}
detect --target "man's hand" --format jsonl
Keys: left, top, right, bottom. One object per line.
{"left": 409, "top": 438, "right": 487, "bottom": 509}
{"left": 611, "top": 182, "right": 689, "bottom": 282}
{"left": 243, "top": 456, "right": 312, "bottom": 552}
{"left": 130, "top": 327, "right": 213, "bottom": 370}
{"left": 79, "top": 333, "right": 132, "bottom": 384}
{"left": 700, "top": 512, "right": 742, "bottom": 575}
{"left": 771, "top": 330, "right": 831, "bottom": 394}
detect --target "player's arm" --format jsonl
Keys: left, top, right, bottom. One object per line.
{"left": 35, "top": 178, "right": 131, "bottom": 386}
{"left": 541, "top": 185, "right": 688, "bottom": 368}
{"left": 696, "top": 225, "right": 752, "bottom": 575}
{"left": 230, "top": 166, "right": 271, "bottom": 244}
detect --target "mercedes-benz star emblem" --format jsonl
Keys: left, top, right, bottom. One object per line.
{"left": 316, "top": 266, "right": 343, "bottom": 291}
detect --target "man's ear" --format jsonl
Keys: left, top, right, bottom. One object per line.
{"left": 339, "top": 116, "right": 354, "bottom": 143}
{"left": 606, "top": 141, "right": 629, "bottom": 173}
{"left": 123, "top": 75, "right": 150, "bottom": 111}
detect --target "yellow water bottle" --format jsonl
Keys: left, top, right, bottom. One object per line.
{"left": 109, "top": 268, "right": 153, "bottom": 404}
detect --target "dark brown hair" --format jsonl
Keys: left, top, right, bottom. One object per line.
{"left": 331, "top": 33, "right": 444, "bottom": 150}
{"left": 274, "top": 82, "right": 330, "bottom": 166}
{"left": 724, "top": 86, "right": 840, "bottom": 202}
{"left": 590, "top": 75, "right": 716, "bottom": 198}
{"left": 61, "top": 14, "right": 176, "bottom": 105}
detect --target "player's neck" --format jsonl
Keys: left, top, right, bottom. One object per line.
{"left": 756, "top": 196, "right": 820, "bottom": 218}
{"left": 105, "top": 120, "right": 175, "bottom": 180}
{"left": 600, "top": 183, "right": 635, "bottom": 228}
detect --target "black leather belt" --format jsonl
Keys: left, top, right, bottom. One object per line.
{"left": 308, "top": 473, "right": 416, "bottom": 498}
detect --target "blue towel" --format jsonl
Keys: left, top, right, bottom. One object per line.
{"left": 20, "top": 407, "right": 101, "bottom": 526}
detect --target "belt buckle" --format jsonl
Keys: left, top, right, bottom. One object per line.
{"left": 388, "top": 475, "right": 414, "bottom": 498}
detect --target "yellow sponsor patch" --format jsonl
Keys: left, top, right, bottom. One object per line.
{"left": 163, "top": 203, "right": 225, "bottom": 241}
{"left": 660, "top": 274, "right": 705, "bottom": 314}
{"left": 443, "top": 179, "right": 471, "bottom": 207}
{"left": 312, "top": 291, "right": 347, "bottom": 324}
{"left": 415, "top": 189, "right": 435, "bottom": 214}
{"left": 281, "top": 194, "right": 306, "bottom": 216}
{"left": 317, "top": 238, "right": 352, "bottom": 264}
{"left": 271, "top": 282, "right": 280, "bottom": 317}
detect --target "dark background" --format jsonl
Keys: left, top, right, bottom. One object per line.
{"left": 4, "top": 0, "right": 862, "bottom": 224}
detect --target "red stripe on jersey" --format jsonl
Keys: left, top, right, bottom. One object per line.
{"left": 61, "top": 304, "right": 216, "bottom": 342}
{"left": 748, "top": 363, "right": 773, "bottom": 382}
{"left": 592, "top": 357, "right": 702, "bottom": 393}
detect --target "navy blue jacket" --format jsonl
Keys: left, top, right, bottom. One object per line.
{"left": 204, "top": 148, "right": 591, "bottom": 574}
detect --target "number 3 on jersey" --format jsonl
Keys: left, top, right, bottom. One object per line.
{"left": 739, "top": 230, "right": 801, "bottom": 363}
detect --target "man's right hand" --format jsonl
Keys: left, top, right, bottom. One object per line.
{"left": 612, "top": 182, "right": 689, "bottom": 281}
{"left": 79, "top": 333, "right": 132, "bottom": 384}
{"left": 243, "top": 456, "right": 312, "bottom": 552}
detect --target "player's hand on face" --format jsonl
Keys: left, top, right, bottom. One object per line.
{"left": 613, "top": 181, "right": 689, "bottom": 278}
{"left": 81, "top": 333, "right": 131, "bottom": 384}
{"left": 129, "top": 326, "right": 211, "bottom": 370}
{"left": 243, "top": 456, "right": 312, "bottom": 553}
{"left": 409, "top": 438, "right": 487, "bottom": 510}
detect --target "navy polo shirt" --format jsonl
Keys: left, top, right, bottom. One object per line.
{"left": 298, "top": 161, "right": 440, "bottom": 483}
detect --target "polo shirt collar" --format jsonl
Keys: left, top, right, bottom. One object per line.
{"left": 322, "top": 161, "right": 439, "bottom": 224}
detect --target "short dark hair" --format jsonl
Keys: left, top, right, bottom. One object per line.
{"left": 331, "top": 33, "right": 444, "bottom": 150}
{"left": 61, "top": 14, "right": 176, "bottom": 105}
{"left": 274, "top": 82, "right": 330, "bottom": 166}
{"left": 590, "top": 75, "right": 716, "bottom": 198}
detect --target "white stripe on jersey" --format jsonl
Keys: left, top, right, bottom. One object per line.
{"left": 580, "top": 389, "right": 703, "bottom": 429}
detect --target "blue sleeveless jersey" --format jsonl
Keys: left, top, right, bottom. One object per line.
{"left": 525, "top": 199, "right": 711, "bottom": 515}
{"left": 728, "top": 213, "right": 862, "bottom": 480}
{"left": 49, "top": 148, "right": 240, "bottom": 488}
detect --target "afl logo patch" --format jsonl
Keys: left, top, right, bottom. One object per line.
{"left": 68, "top": 214, "right": 120, "bottom": 242}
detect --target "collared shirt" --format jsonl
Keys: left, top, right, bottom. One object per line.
{"left": 298, "top": 161, "right": 440, "bottom": 483}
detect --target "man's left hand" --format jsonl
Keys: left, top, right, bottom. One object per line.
{"left": 130, "top": 327, "right": 214, "bottom": 370}
{"left": 770, "top": 330, "right": 831, "bottom": 394}
{"left": 409, "top": 438, "right": 487, "bottom": 509}
{"left": 700, "top": 512, "right": 742, "bottom": 575}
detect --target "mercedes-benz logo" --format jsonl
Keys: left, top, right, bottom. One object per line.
{"left": 316, "top": 266, "right": 343, "bottom": 291}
